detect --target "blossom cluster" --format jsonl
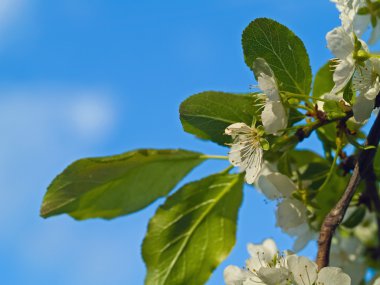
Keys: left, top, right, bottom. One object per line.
{"left": 222, "top": 0, "right": 380, "bottom": 284}
{"left": 224, "top": 239, "right": 352, "bottom": 285}
{"left": 224, "top": 239, "right": 376, "bottom": 285}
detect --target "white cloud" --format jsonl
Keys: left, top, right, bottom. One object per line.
{"left": 0, "top": 87, "right": 117, "bottom": 230}
{"left": 67, "top": 93, "right": 115, "bottom": 141}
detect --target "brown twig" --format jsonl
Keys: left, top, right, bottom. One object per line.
{"left": 295, "top": 110, "right": 353, "bottom": 142}
{"left": 316, "top": 111, "right": 380, "bottom": 269}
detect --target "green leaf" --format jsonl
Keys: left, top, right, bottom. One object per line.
{"left": 242, "top": 18, "right": 312, "bottom": 95}
{"left": 343, "top": 79, "right": 354, "bottom": 104}
{"left": 342, "top": 205, "right": 366, "bottom": 228}
{"left": 180, "top": 91, "right": 260, "bottom": 146}
{"left": 357, "top": 6, "right": 370, "bottom": 15}
{"left": 313, "top": 62, "right": 334, "bottom": 98}
{"left": 317, "top": 123, "right": 337, "bottom": 151}
{"left": 374, "top": 149, "right": 380, "bottom": 177}
{"left": 40, "top": 149, "right": 206, "bottom": 220}
{"left": 323, "top": 100, "right": 346, "bottom": 119}
{"left": 142, "top": 173, "right": 244, "bottom": 285}
{"left": 314, "top": 173, "right": 350, "bottom": 225}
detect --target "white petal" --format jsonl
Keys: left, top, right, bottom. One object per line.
{"left": 244, "top": 148, "right": 263, "bottom": 184}
{"left": 371, "top": 58, "right": 380, "bottom": 75}
{"left": 262, "top": 238, "right": 279, "bottom": 258}
{"left": 365, "top": 77, "right": 380, "bottom": 100}
{"left": 258, "top": 73, "right": 280, "bottom": 101}
{"left": 257, "top": 172, "right": 297, "bottom": 200}
{"left": 291, "top": 227, "right": 315, "bottom": 252}
{"left": 286, "top": 255, "right": 318, "bottom": 285}
{"left": 223, "top": 265, "right": 248, "bottom": 285}
{"left": 225, "top": 122, "right": 252, "bottom": 135}
{"left": 247, "top": 238, "right": 278, "bottom": 271}
{"left": 276, "top": 198, "right": 307, "bottom": 232}
{"left": 257, "top": 268, "right": 290, "bottom": 285}
{"left": 317, "top": 267, "right": 351, "bottom": 285}
{"left": 228, "top": 144, "right": 243, "bottom": 166}
{"left": 374, "top": 277, "right": 380, "bottom": 285}
{"left": 261, "top": 101, "right": 288, "bottom": 135}
{"left": 252, "top": 57, "right": 275, "bottom": 78}
{"left": 353, "top": 93, "right": 374, "bottom": 122}
{"left": 332, "top": 58, "right": 355, "bottom": 93}
{"left": 354, "top": 14, "right": 371, "bottom": 37}
{"left": 326, "top": 27, "right": 355, "bottom": 59}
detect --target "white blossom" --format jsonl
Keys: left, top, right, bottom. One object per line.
{"left": 253, "top": 58, "right": 288, "bottom": 135}
{"left": 224, "top": 239, "right": 352, "bottom": 285}
{"left": 257, "top": 172, "right": 315, "bottom": 251}
{"left": 330, "top": 235, "right": 366, "bottom": 285}
{"left": 352, "top": 58, "right": 380, "bottom": 122}
{"left": 225, "top": 122, "right": 268, "bottom": 184}
{"left": 223, "top": 239, "right": 288, "bottom": 285}
{"left": 331, "top": 0, "right": 380, "bottom": 44}
{"left": 326, "top": 26, "right": 367, "bottom": 94}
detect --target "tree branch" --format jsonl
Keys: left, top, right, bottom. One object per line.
{"left": 295, "top": 110, "right": 353, "bottom": 142}
{"left": 316, "top": 111, "right": 380, "bottom": 269}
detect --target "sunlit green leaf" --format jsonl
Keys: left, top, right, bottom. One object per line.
{"left": 41, "top": 149, "right": 206, "bottom": 220}
{"left": 180, "top": 91, "right": 260, "bottom": 146}
{"left": 142, "top": 173, "right": 243, "bottom": 285}
{"left": 242, "top": 18, "right": 312, "bottom": 95}
{"left": 313, "top": 62, "right": 334, "bottom": 98}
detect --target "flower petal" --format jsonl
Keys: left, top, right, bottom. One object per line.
{"left": 223, "top": 265, "right": 249, "bottom": 285}
{"left": 244, "top": 147, "right": 263, "bottom": 184}
{"left": 247, "top": 238, "right": 278, "bottom": 271}
{"left": 286, "top": 255, "right": 318, "bottom": 285}
{"left": 225, "top": 122, "right": 252, "bottom": 135}
{"left": 317, "top": 267, "right": 351, "bottom": 285}
{"left": 326, "top": 27, "right": 355, "bottom": 59}
{"left": 258, "top": 73, "right": 280, "bottom": 101}
{"left": 354, "top": 14, "right": 371, "bottom": 37}
{"left": 257, "top": 267, "right": 290, "bottom": 285}
{"left": 332, "top": 58, "right": 355, "bottom": 94}
{"left": 353, "top": 93, "right": 374, "bottom": 122}
{"left": 257, "top": 172, "right": 297, "bottom": 200}
{"left": 261, "top": 101, "right": 288, "bottom": 135}
{"left": 276, "top": 198, "right": 308, "bottom": 232}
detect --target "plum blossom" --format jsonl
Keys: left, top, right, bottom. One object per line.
{"left": 224, "top": 239, "right": 352, "bottom": 285}
{"left": 224, "top": 238, "right": 290, "bottom": 285}
{"left": 332, "top": 0, "right": 380, "bottom": 44}
{"left": 330, "top": 235, "right": 366, "bottom": 285}
{"left": 352, "top": 58, "right": 380, "bottom": 122}
{"left": 225, "top": 122, "right": 269, "bottom": 184}
{"left": 257, "top": 171, "right": 315, "bottom": 251}
{"left": 286, "top": 255, "right": 351, "bottom": 285}
{"left": 252, "top": 58, "right": 288, "bottom": 135}
{"left": 326, "top": 26, "right": 368, "bottom": 94}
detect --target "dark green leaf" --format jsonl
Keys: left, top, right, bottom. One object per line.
{"left": 313, "top": 62, "right": 334, "bottom": 98}
{"left": 317, "top": 123, "right": 337, "bottom": 151}
{"left": 323, "top": 100, "right": 346, "bottom": 119}
{"left": 343, "top": 79, "right": 354, "bottom": 104}
{"left": 374, "top": 148, "right": 380, "bottom": 177}
{"left": 242, "top": 18, "right": 312, "bottom": 95}
{"left": 314, "top": 173, "right": 350, "bottom": 225}
{"left": 342, "top": 205, "right": 366, "bottom": 228}
{"left": 142, "top": 173, "right": 243, "bottom": 285}
{"left": 357, "top": 7, "right": 370, "bottom": 15}
{"left": 41, "top": 149, "right": 206, "bottom": 220}
{"left": 180, "top": 91, "right": 260, "bottom": 146}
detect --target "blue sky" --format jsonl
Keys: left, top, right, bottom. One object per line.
{"left": 0, "top": 1, "right": 343, "bottom": 284}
